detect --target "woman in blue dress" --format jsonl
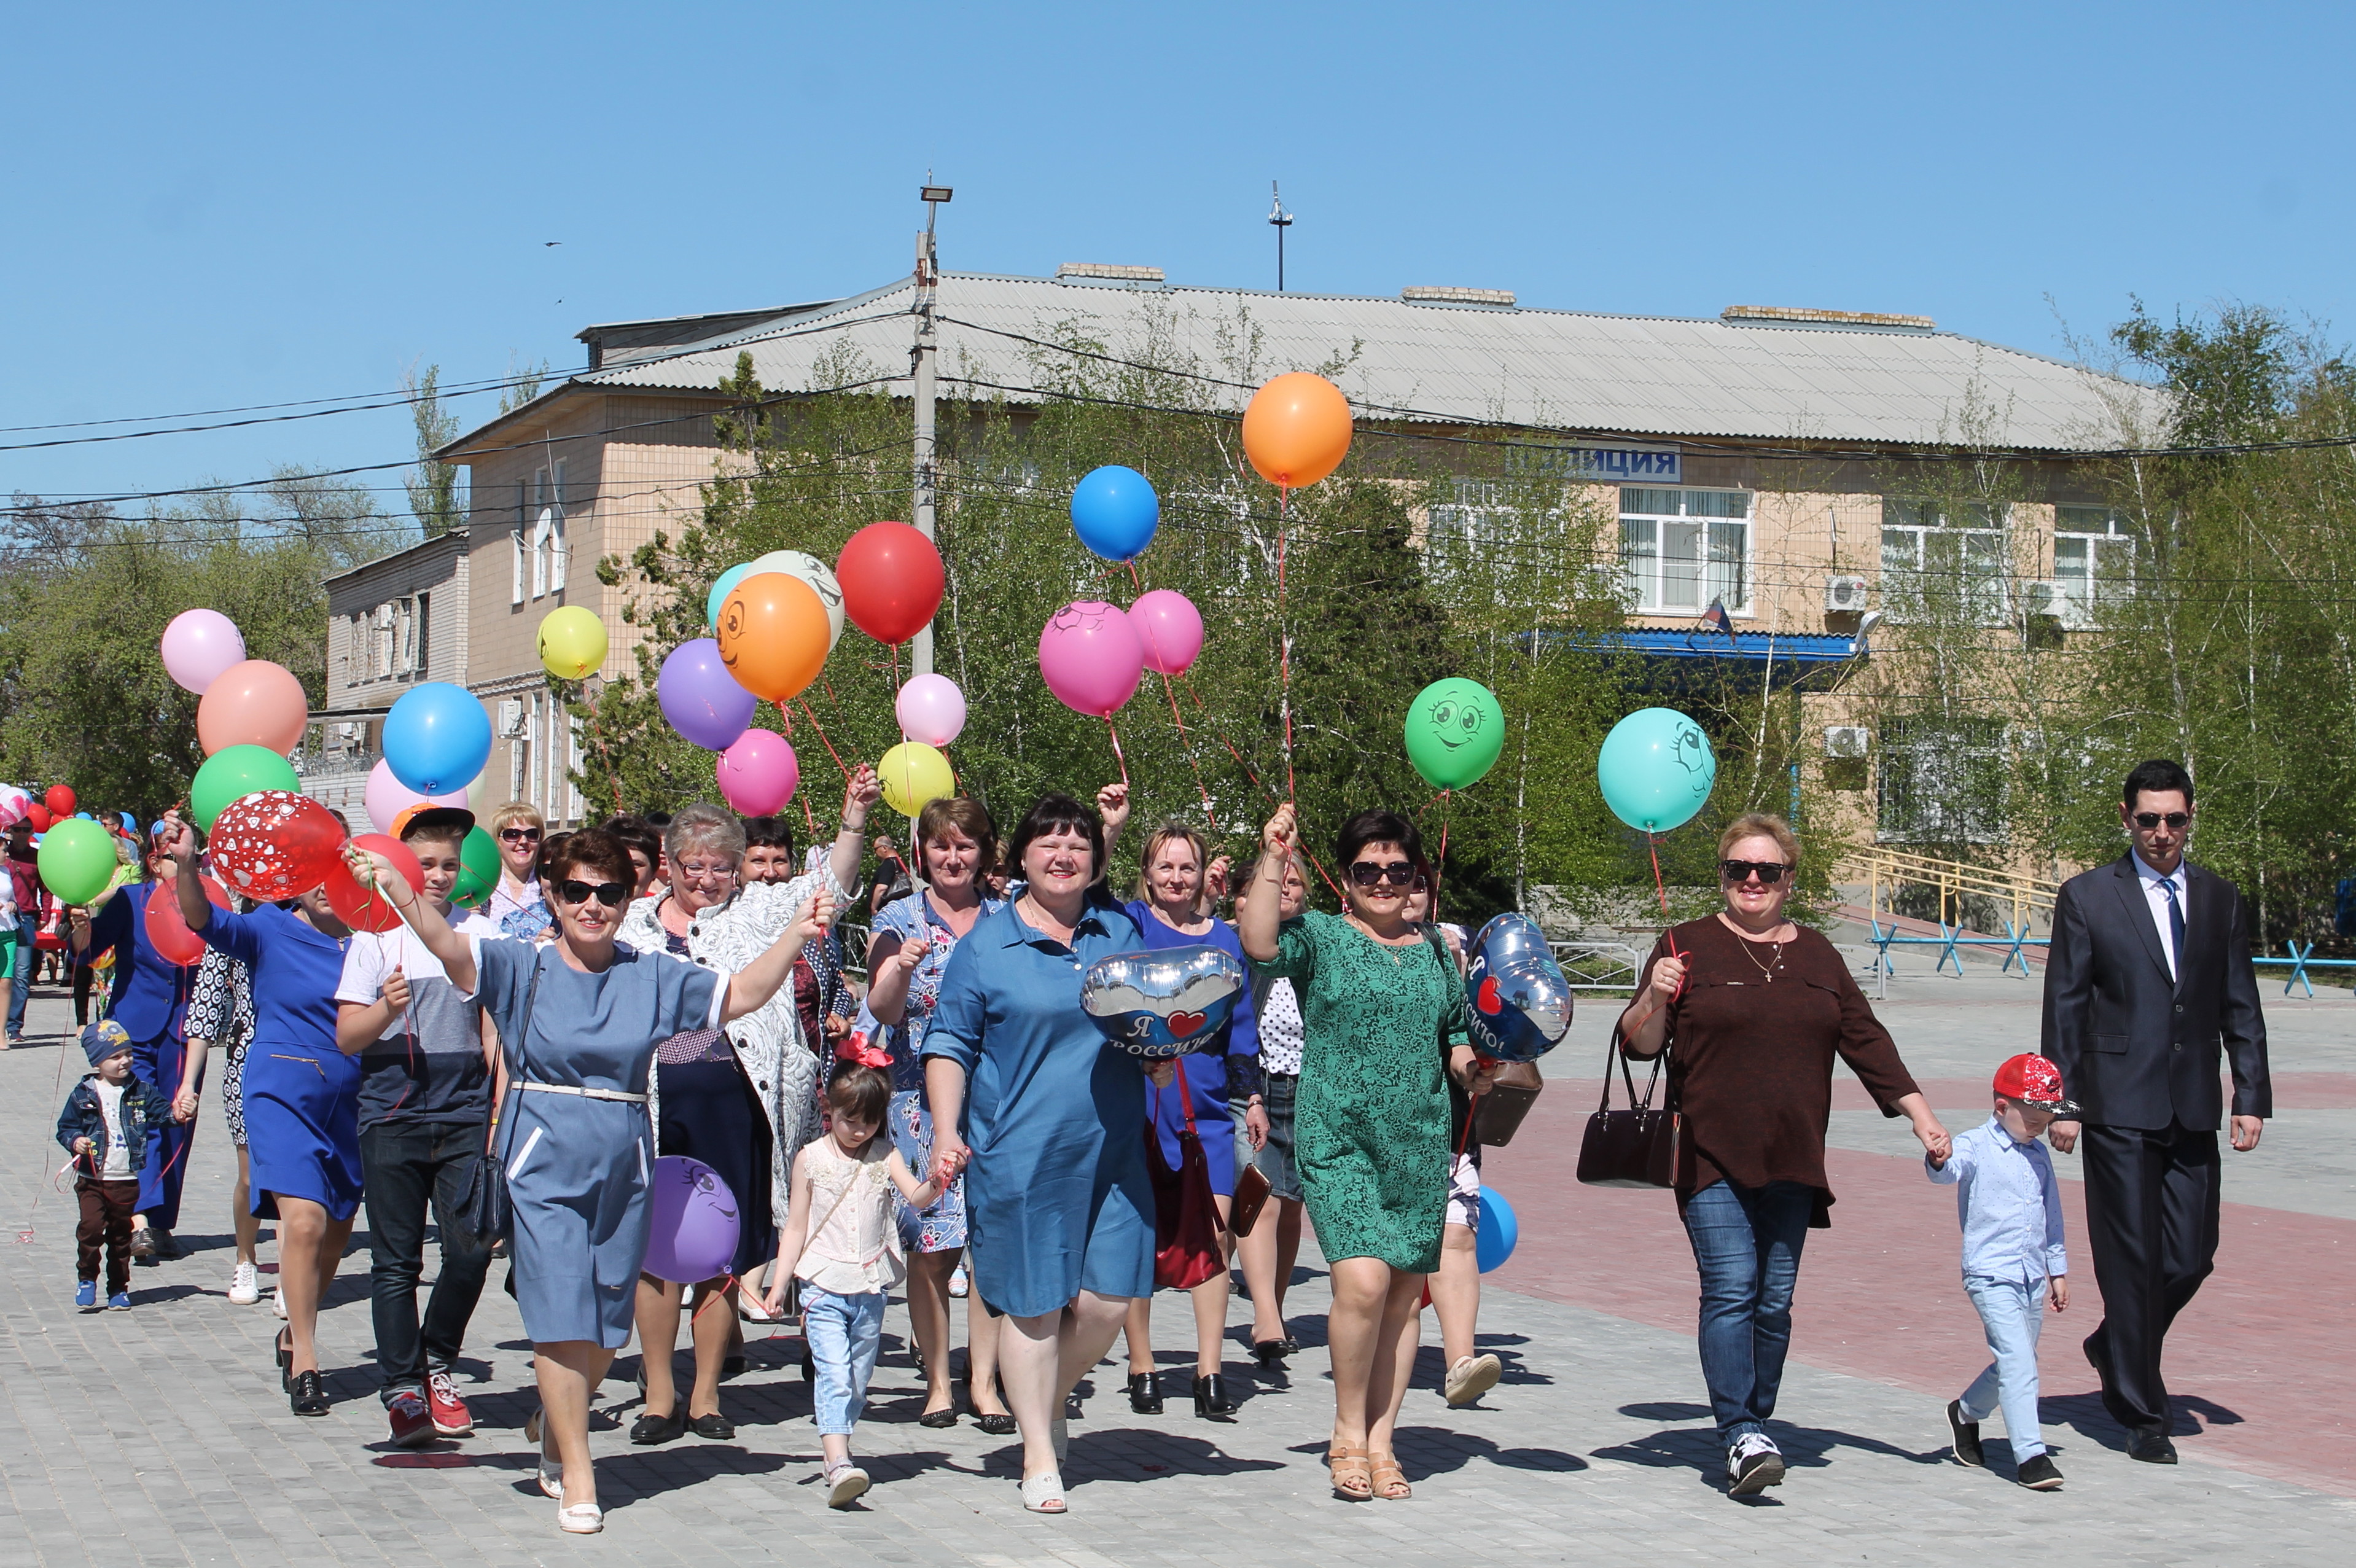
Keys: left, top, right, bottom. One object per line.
{"left": 353, "top": 827, "right": 832, "bottom": 1536}
{"left": 162, "top": 819, "right": 358, "bottom": 1419}
{"left": 922, "top": 791, "right": 1176, "bottom": 1516}
{"left": 1118, "top": 821, "right": 1256, "bottom": 1421}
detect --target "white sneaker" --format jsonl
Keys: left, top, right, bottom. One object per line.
{"left": 228, "top": 1262, "right": 260, "bottom": 1306}
{"left": 947, "top": 1265, "right": 969, "bottom": 1299}
{"left": 1727, "top": 1432, "right": 1785, "bottom": 1496}
{"left": 825, "top": 1463, "right": 871, "bottom": 1509}
{"left": 271, "top": 1283, "right": 290, "bottom": 1320}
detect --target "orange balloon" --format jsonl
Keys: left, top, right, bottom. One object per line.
{"left": 195, "top": 659, "right": 309, "bottom": 756}
{"left": 716, "top": 572, "right": 830, "bottom": 702}
{"left": 1241, "top": 372, "right": 1353, "bottom": 488}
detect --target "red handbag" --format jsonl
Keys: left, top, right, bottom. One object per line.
{"left": 1147, "top": 1069, "right": 1225, "bottom": 1290}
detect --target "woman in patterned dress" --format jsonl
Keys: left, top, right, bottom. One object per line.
{"left": 174, "top": 916, "right": 265, "bottom": 1305}
{"left": 1238, "top": 803, "right": 1494, "bottom": 1504}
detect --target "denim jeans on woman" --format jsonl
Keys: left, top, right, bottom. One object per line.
{"left": 1682, "top": 1178, "right": 1813, "bottom": 1444}
{"left": 802, "top": 1285, "right": 886, "bottom": 1436}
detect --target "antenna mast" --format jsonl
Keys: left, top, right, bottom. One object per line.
{"left": 1268, "top": 181, "right": 1293, "bottom": 292}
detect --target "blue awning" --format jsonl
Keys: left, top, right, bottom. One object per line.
{"left": 1596, "top": 629, "right": 1863, "bottom": 665}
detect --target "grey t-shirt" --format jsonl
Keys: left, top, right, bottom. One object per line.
{"left": 335, "top": 913, "right": 499, "bottom": 1131}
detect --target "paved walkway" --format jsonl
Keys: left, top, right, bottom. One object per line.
{"left": 3, "top": 972, "right": 2350, "bottom": 1566}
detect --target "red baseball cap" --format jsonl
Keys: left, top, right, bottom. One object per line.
{"left": 1992, "top": 1053, "right": 2080, "bottom": 1116}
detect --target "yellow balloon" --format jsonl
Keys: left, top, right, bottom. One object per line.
{"left": 537, "top": 606, "right": 608, "bottom": 681}
{"left": 878, "top": 741, "right": 954, "bottom": 819}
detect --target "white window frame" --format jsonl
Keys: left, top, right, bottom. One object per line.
{"left": 2051, "top": 505, "right": 2135, "bottom": 621}
{"left": 1880, "top": 499, "right": 2010, "bottom": 624}
{"left": 374, "top": 604, "right": 395, "bottom": 678}
{"left": 510, "top": 529, "right": 526, "bottom": 605}
{"left": 1618, "top": 487, "right": 1752, "bottom": 615}
{"left": 1876, "top": 716, "right": 2009, "bottom": 844}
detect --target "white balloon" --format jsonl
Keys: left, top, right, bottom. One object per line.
{"left": 749, "top": 549, "right": 845, "bottom": 651}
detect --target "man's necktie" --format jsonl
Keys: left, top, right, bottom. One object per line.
{"left": 2161, "top": 876, "right": 2184, "bottom": 981}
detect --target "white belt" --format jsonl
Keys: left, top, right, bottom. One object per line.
{"left": 517, "top": 1082, "right": 649, "bottom": 1104}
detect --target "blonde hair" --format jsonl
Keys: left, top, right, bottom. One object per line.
{"left": 1717, "top": 813, "right": 1800, "bottom": 869}
{"left": 491, "top": 801, "right": 545, "bottom": 835}
{"left": 1131, "top": 821, "right": 1207, "bottom": 903}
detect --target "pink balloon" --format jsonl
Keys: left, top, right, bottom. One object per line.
{"left": 363, "top": 758, "right": 466, "bottom": 835}
{"left": 1038, "top": 601, "right": 1145, "bottom": 719}
{"left": 715, "top": 728, "right": 799, "bottom": 816}
{"left": 894, "top": 673, "right": 967, "bottom": 747}
{"left": 159, "top": 609, "right": 248, "bottom": 696}
{"left": 1128, "top": 590, "right": 1204, "bottom": 677}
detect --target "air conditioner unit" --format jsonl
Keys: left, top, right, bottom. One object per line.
{"left": 1824, "top": 574, "right": 1870, "bottom": 612}
{"left": 2024, "top": 579, "right": 2093, "bottom": 630}
{"left": 496, "top": 698, "right": 526, "bottom": 738}
{"left": 1824, "top": 725, "right": 1871, "bottom": 760}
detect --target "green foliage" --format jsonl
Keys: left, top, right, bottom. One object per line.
{"left": 403, "top": 364, "right": 463, "bottom": 537}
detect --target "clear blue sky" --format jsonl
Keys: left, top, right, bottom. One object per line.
{"left": 4, "top": 1, "right": 2347, "bottom": 509}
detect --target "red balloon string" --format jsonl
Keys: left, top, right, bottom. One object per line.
{"left": 795, "top": 701, "right": 854, "bottom": 784}
{"left": 1647, "top": 831, "right": 1689, "bottom": 997}
{"left": 1156, "top": 671, "right": 1216, "bottom": 818}
{"left": 1277, "top": 483, "right": 1295, "bottom": 804}
{"left": 1430, "top": 789, "right": 1453, "bottom": 921}
{"left": 1104, "top": 716, "right": 1130, "bottom": 789}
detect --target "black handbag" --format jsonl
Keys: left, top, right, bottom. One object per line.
{"left": 454, "top": 949, "right": 542, "bottom": 1249}
{"left": 1575, "top": 1026, "right": 1680, "bottom": 1189}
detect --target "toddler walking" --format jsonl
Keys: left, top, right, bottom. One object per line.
{"left": 55, "top": 1021, "right": 171, "bottom": 1309}
{"left": 1927, "top": 1053, "right": 2074, "bottom": 1490}
{"left": 763, "top": 1040, "right": 940, "bottom": 1508}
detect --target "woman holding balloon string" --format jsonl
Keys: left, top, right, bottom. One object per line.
{"left": 346, "top": 827, "right": 833, "bottom": 1535}
{"left": 1116, "top": 819, "right": 1257, "bottom": 1421}
{"left": 1233, "top": 850, "right": 1310, "bottom": 1365}
{"left": 1238, "top": 803, "right": 1492, "bottom": 1504}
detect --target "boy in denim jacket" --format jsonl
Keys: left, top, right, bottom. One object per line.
{"left": 55, "top": 1021, "right": 171, "bottom": 1309}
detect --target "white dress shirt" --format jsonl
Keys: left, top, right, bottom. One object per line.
{"left": 2134, "top": 855, "right": 2185, "bottom": 983}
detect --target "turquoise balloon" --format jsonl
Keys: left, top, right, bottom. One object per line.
{"left": 706, "top": 563, "right": 754, "bottom": 630}
{"left": 1597, "top": 707, "right": 1716, "bottom": 832}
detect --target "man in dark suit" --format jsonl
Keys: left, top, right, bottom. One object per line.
{"left": 2041, "top": 759, "right": 2271, "bottom": 1464}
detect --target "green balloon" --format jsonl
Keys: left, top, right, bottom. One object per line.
{"left": 36, "top": 818, "right": 119, "bottom": 907}
{"left": 452, "top": 825, "right": 501, "bottom": 909}
{"left": 190, "top": 745, "right": 301, "bottom": 830}
{"left": 1403, "top": 677, "right": 1506, "bottom": 791}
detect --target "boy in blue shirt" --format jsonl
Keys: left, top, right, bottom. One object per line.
{"left": 1927, "top": 1053, "right": 2075, "bottom": 1491}
{"left": 55, "top": 1021, "right": 172, "bottom": 1309}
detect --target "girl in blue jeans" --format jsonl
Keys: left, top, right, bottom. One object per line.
{"left": 763, "top": 1043, "right": 939, "bottom": 1508}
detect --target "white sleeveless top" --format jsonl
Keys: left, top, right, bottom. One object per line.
{"left": 794, "top": 1134, "right": 905, "bottom": 1295}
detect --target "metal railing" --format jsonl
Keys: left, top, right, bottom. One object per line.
{"left": 1854, "top": 845, "right": 2060, "bottom": 938}
{"left": 1550, "top": 941, "right": 1643, "bottom": 991}
{"left": 2252, "top": 944, "right": 2356, "bottom": 997}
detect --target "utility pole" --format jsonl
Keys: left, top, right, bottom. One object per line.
{"left": 911, "top": 182, "right": 951, "bottom": 677}
{"left": 1268, "top": 181, "right": 1292, "bottom": 291}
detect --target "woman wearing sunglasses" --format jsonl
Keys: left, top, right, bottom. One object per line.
{"left": 1238, "top": 803, "right": 1489, "bottom": 1504}
{"left": 347, "top": 827, "right": 833, "bottom": 1535}
{"left": 486, "top": 803, "right": 552, "bottom": 942}
{"left": 1616, "top": 813, "right": 1950, "bottom": 1498}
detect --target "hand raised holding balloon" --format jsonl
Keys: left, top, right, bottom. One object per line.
{"left": 1262, "top": 803, "right": 1297, "bottom": 856}
{"left": 1097, "top": 782, "right": 1130, "bottom": 842}
{"left": 842, "top": 764, "right": 881, "bottom": 824}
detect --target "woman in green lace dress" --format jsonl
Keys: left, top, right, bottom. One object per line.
{"left": 1239, "top": 804, "right": 1492, "bottom": 1504}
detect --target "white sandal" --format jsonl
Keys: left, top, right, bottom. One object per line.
{"left": 532, "top": 1409, "right": 562, "bottom": 1501}
{"left": 557, "top": 1502, "right": 604, "bottom": 1534}
{"left": 1019, "top": 1470, "right": 1067, "bottom": 1514}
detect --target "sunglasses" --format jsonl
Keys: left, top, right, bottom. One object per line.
{"left": 1720, "top": 859, "right": 1791, "bottom": 885}
{"left": 499, "top": 827, "right": 543, "bottom": 843}
{"left": 2131, "top": 812, "right": 2191, "bottom": 830}
{"left": 1348, "top": 859, "right": 1418, "bottom": 889}
{"left": 553, "top": 878, "right": 629, "bottom": 908}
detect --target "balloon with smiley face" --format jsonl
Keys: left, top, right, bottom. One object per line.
{"left": 1404, "top": 677, "right": 1505, "bottom": 790}
{"left": 1597, "top": 706, "right": 1717, "bottom": 832}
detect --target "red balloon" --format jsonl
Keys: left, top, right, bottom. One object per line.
{"left": 44, "top": 785, "right": 76, "bottom": 817}
{"left": 208, "top": 790, "right": 344, "bottom": 902}
{"left": 836, "top": 521, "right": 944, "bottom": 647}
{"left": 144, "top": 884, "right": 206, "bottom": 965}
{"left": 26, "top": 805, "right": 52, "bottom": 832}
{"left": 322, "top": 833, "right": 423, "bottom": 934}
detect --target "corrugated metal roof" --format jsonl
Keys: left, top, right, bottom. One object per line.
{"left": 573, "top": 272, "right": 2154, "bottom": 451}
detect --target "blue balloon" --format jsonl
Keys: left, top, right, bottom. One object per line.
{"left": 1475, "top": 1188, "right": 1518, "bottom": 1273}
{"left": 706, "top": 562, "right": 754, "bottom": 630}
{"left": 383, "top": 681, "right": 493, "bottom": 796}
{"left": 1596, "top": 706, "right": 1716, "bottom": 833}
{"left": 1069, "top": 465, "right": 1160, "bottom": 562}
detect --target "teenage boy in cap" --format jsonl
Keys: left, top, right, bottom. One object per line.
{"left": 1927, "top": 1053, "right": 2077, "bottom": 1491}
{"left": 334, "top": 806, "right": 500, "bottom": 1448}
{"left": 55, "top": 1021, "right": 172, "bottom": 1309}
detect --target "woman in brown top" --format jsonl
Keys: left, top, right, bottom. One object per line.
{"left": 1618, "top": 813, "right": 1950, "bottom": 1497}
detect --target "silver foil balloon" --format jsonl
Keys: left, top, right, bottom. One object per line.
{"left": 1464, "top": 912, "right": 1572, "bottom": 1063}
{"left": 1081, "top": 944, "right": 1247, "bottom": 1058}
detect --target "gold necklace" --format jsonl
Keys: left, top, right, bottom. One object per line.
{"left": 1736, "top": 930, "right": 1785, "bottom": 981}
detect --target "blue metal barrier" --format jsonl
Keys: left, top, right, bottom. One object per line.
{"left": 2253, "top": 943, "right": 2356, "bottom": 997}
{"left": 1868, "top": 918, "right": 2048, "bottom": 979}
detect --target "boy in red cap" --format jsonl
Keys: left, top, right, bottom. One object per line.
{"left": 1926, "top": 1053, "right": 2077, "bottom": 1490}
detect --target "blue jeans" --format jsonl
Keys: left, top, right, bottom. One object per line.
{"left": 6, "top": 915, "right": 35, "bottom": 1035}
{"left": 803, "top": 1285, "right": 886, "bottom": 1437}
{"left": 1958, "top": 1273, "right": 2047, "bottom": 1460}
{"left": 1682, "top": 1178, "right": 1812, "bottom": 1445}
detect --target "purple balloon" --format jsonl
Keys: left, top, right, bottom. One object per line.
{"left": 659, "top": 639, "right": 757, "bottom": 751}
{"left": 642, "top": 1155, "right": 741, "bottom": 1284}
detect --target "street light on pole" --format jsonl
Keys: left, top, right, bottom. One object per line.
{"left": 1268, "top": 181, "right": 1292, "bottom": 292}
{"left": 911, "top": 181, "right": 951, "bottom": 677}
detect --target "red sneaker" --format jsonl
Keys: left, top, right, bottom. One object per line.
{"left": 426, "top": 1371, "right": 474, "bottom": 1438}
{"left": 388, "top": 1391, "right": 435, "bottom": 1449}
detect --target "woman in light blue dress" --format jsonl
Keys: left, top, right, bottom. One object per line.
{"left": 922, "top": 791, "right": 1174, "bottom": 1516}
{"left": 354, "top": 827, "right": 832, "bottom": 1537}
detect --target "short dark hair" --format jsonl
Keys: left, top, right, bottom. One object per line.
{"left": 600, "top": 814, "right": 663, "bottom": 870}
{"left": 1334, "top": 808, "right": 1422, "bottom": 872}
{"left": 546, "top": 827, "right": 635, "bottom": 889}
{"left": 2123, "top": 759, "right": 2194, "bottom": 808}
{"left": 1008, "top": 791, "right": 1106, "bottom": 881}
{"left": 914, "top": 795, "right": 1000, "bottom": 882}
{"left": 741, "top": 815, "right": 795, "bottom": 857}
{"left": 535, "top": 830, "right": 572, "bottom": 879}
{"left": 825, "top": 1057, "right": 891, "bottom": 1126}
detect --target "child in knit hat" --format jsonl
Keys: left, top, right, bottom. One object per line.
{"left": 55, "top": 1020, "right": 172, "bottom": 1309}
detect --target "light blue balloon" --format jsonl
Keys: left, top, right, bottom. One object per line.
{"left": 1069, "top": 465, "right": 1160, "bottom": 562}
{"left": 706, "top": 562, "right": 755, "bottom": 630}
{"left": 1597, "top": 706, "right": 1716, "bottom": 833}
{"left": 1475, "top": 1188, "right": 1518, "bottom": 1273}
{"left": 382, "top": 681, "right": 493, "bottom": 796}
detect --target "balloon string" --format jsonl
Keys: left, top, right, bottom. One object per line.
{"left": 1431, "top": 790, "right": 1453, "bottom": 921}
{"left": 1104, "top": 716, "right": 1129, "bottom": 789}
{"left": 1277, "top": 483, "right": 1295, "bottom": 805}
{"left": 795, "top": 701, "right": 854, "bottom": 784}
{"left": 1647, "top": 831, "right": 1689, "bottom": 999}
{"left": 1156, "top": 671, "right": 1215, "bottom": 819}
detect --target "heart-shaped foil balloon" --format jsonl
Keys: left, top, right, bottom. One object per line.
{"left": 1081, "top": 945, "right": 1247, "bottom": 1058}
{"left": 1464, "top": 912, "right": 1572, "bottom": 1064}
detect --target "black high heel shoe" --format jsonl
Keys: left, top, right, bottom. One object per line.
{"left": 288, "top": 1369, "right": 329, "bottom": 1417}
{"left": 1126, "top": 1371, "right": 1163, "bottom": 1414}
{"left": 1193, "top": 1374, "right": 1238, "bottom": 1419}
{"left": 1252, "top": 1338, "right": 1289, "bottom": 1368}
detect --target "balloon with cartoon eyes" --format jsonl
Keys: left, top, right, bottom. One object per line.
{"left": 1404, "top": 677, "right": 1505, "bottom": 790}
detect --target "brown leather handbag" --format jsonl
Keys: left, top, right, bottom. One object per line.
{"left": 1575, "top": 1029, "right": 1680, "bottom": 1189}
{"left": 1472, "top": 1060, "right": 1545, "bottom": 1147}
